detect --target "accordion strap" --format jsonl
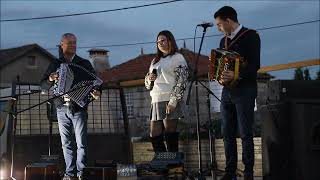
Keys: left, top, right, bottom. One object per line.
{"left": 234, "top": 57, "right": 240, "bottom": 81}
{"left": 224, "top": 29, "right": 252, "bottom": 50}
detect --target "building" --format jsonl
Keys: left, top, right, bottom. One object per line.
{"left": 0, "top": 44, "right": 57, "bottom": 88}
{"left": 101, "top": 47, "right": 212, "bottom": 137}
{"left": 100, "top": 47, "right": 274, "bottom": 138}
{"left": 0, "top": 44, "right": 131, "bottom": 180}
{"left": 88, "top": 48, "right": 110, "bottom": 74}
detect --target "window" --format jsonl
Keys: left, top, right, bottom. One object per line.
{"left": 125, "top": 92, "right": 134, "bottom": 117}
{"left": 127, "top": 105, "right": 134, "bottom": 118}
{"left": 27, "top": 56, "right": 36, "bottom": 67}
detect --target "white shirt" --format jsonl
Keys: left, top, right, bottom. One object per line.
{"left": 64, "top": 54, "right": 75, "bottom": 63}
{"left": 145, "top": 53, "right": 189, "bottom": 107}
{"left": 228, "top": 24, "right": 243, "bottom": 40}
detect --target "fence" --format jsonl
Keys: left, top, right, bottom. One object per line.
{"left": 0, "top": 83, "right": 129, "bottom": 136}
{"left": 121, "top": 80, "right": 265, "bottom": 139}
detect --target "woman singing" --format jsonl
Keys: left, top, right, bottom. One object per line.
{"left": 145, "top": 30, "right": 189, "bottom": 152}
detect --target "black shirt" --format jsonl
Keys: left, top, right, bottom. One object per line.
{"left": 219, "top": 27, "right": 261, "bottom": 88}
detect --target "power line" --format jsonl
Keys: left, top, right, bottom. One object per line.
{"left": 0, "top": 0, "right": 183, "bottom": 22}
{"left": 255, "top": 19, "right": 320, "bottom": 31}
{"left": 45, "top": 19, "right": 320, "bottom": 51}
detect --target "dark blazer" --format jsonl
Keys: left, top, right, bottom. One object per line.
{"left": 40, "top": 55, "right": 100, "bottom": 112}
{"left": 219, "top": 26, "right": 261, "bottom": 89}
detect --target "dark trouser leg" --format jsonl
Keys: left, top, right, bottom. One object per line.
{"left": 164, "top": 119, "right": 178, "bottom": 152}
{"left": 150, "top": 121, "right": 166, "bottom": 152}
{"left": 235, "top": 96, "right": 255, "bottom": 178}
{"left": 150, "top": 135, "right": 167, "bottom": 152}
{"left": 165, "top": 132, "right": 179, "bottom": 152}
{"left": 221, "top": 91, "right": 238, "bottom": 177}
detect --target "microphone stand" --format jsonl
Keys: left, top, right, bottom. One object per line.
{"left": 0, "top": 90, "right": 46, "bottom": 100}
{"left": 3, "top": 81, "right": 93, "bottom": 180}
{"left": 8, "top": 80, "right": 17, "bottom": 180}
{"left": 185, "top": 25, "right": 208, "bottom": 180}
{"left": 185, "top": 25, "right": 221, "bottom": 179}
{"left": 206, "top": 92, "right": 217, "bottom": 180}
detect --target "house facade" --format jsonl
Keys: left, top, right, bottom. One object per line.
{"left": 101, "top": 48, "right": 273, "bottom": 138}
{"left": 0, "top": 44, "right": 57, "bottom": 88}
{"left": 101, "top": 48, "right": 221, "bottom": 137}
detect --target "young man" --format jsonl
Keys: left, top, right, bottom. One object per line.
{"left": 214, "top": 6, "right": 261, "bottom": 180}
{"left": 41, "top": 33, "right": 101, "bottom": 180}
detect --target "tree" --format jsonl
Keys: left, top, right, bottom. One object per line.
{"left": 294, "top": 67, "right": 304, "bottom": 80}
{"left": 303, "top": 68, "right": 311, "bottom": 80}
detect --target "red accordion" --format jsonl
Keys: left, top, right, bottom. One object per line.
{"left": 208, "top": 49, "right": 247, "bottom": 88}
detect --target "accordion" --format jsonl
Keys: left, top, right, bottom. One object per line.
{"left": 53, "top": 63, "right": 103, "bottom": 107}
{"left": 209, "top": 48, "right": 247, "bottom": 88}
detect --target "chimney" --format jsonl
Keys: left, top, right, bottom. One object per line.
{"left": 140, "top": 47, "right": 144, "bottom": 55}
{"left": 88, "top": 48, "right": 110, "bottom": 73}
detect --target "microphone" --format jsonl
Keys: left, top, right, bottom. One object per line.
{"left": 197, "top": 22, "right": 214, "bottom": 28}
{"left": 24, "top": 90, "right": 47, "bottom": 95}
{"left": 150, "top": 69, "right": 157, "bottom": 90}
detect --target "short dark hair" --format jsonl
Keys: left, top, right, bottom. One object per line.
{"left": 61, "top": 33, "right": 76, "bottom": 41}
{"left": 214, "top": 6, "right": 238, "bottom": 23}
{"left": 154, "top": 30, "right": 178, "bottom": 64}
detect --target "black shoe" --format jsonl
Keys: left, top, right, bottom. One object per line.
{"left": 221, "top": 173, "right": 237, "bottom": 180}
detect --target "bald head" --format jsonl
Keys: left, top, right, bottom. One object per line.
{"left": 60, "top": 33, "right": 77, "bottom": 57}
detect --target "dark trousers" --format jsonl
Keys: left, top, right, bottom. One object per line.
{"left": 220, "top": 87, "right": 256, "bottom": 177}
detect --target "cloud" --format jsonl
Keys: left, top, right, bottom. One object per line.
{"left": 1, "top": 1, "right": 319, "bottom": 79}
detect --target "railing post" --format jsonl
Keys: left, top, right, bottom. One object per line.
{"left": 119, "top": 87, "right": 129, "bottom": 136}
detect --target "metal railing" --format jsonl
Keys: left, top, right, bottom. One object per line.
{"left": 3, "top": 83, "right": 129, "bottom": 135}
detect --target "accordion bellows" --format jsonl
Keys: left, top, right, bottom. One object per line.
{"left": 209, "top": 49, "right": 247, "bottom": 88}
{"left": 53, "top": 63, "right": 103, "bottom": 107}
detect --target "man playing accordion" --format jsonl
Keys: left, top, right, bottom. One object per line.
{"left": 213, "top": 6, "right": 261, "bottom": 180}
{"left": 40, "top": 33, "right": 101, "bottom": 180}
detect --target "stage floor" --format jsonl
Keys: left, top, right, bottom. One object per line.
{"left": 215, "top": 177, "right": 262, "bottom": 180}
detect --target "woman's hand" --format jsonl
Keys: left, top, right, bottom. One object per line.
{"left": 166, "top": 104, "right": 176, "bottom": 114}
{"left": 148, "top": 73, "right": 157, "bottom": 81}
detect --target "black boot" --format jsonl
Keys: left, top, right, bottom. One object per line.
{"left": 150, "top": 135, "right": 167, "bottom": 152}
{"left": 165, "top": 132, "right": 179, "bottom": 152}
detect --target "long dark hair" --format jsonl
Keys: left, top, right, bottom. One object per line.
{"left": 153, "top": 30, "right": 179, "bottom": 64}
